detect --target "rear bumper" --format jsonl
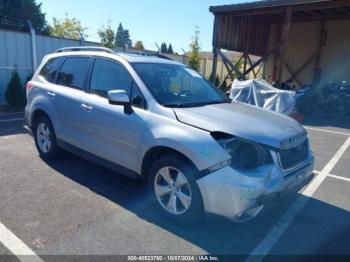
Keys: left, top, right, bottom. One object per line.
{"left": 196, "top": 152, "right": 314, "bottom": 221}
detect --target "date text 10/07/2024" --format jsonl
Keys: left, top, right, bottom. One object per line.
{"left": 127, "top": 255, "right": 220, "bottom": 261}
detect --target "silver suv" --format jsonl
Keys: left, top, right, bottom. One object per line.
{"left": 26, "top": 47, "right": 314, "bottom": 223}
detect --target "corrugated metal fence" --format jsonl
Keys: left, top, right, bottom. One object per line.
{"left": 0, "top": 29, "right": 233, "bottom": 104}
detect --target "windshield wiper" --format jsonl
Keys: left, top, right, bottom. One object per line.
{"left": 163, "top": 100, "right": 230, "bottom": 108}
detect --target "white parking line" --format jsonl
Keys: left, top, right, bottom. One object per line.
{"left": 0, "top": 223, "right": 43, "bottom": 262}
{"left": 246, "top": 137, "right": 350, "bottom": 260}
{"left": 328, "top": 174, "right": 350, "bottom": 183}
{"left": 305, "top": 126, "right": 350, "bottom": 136}
{"left": 314, "top": 171, "right": 350, "bottom": 183}
{"left": 0, "top": 118, "right": 25, "bottom": 123}
{"left": 0, "top": 112, "right": 24, "bottom": 116}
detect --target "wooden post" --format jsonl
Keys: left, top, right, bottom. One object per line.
{"left": 210, "top": 17, "right": 219, "bottom": 82}
{"left": 313, "top": 21, "right": 326, "bottom": 84}
{"left": 277, "top": 6, "right": 292, "bottom": 88}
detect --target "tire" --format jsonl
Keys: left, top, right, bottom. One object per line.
{"left": 33, "top": 115, "right": 61, "bottom": 159}
{"left": 147, "top": 154, "right": 203, "bottom": 224}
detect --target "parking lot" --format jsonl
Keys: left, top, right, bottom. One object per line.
{"left": 0, "top": 114, "right": 350, "bottom": 260}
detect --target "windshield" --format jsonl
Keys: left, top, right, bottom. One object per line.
{"left": 132, "top": 63, "right": 230, "bottom": 107}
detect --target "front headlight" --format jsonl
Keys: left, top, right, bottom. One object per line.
{"left": 212, "top": 132, "right": 273, "bottom": 171}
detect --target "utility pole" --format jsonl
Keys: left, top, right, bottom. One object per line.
{"left": 28, "top": 20, "right": 37, "bottom": 70}
{"left": 155, "top": 42, "right": 160, "bottom": 53}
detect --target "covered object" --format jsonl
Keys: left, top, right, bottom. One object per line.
{"left": 230, "top": 79, "right": 297, "bottom": 115}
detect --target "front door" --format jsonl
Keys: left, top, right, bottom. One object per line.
{"left": 80, "top": 58, "right": 148, "bottom": 172}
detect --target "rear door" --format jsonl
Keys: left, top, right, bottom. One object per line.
{"left": 53, "top": 56, "right": 91, "bottom": 147}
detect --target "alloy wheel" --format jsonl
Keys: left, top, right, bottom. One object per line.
{"left": 154, "top": 166, "right": 192, "bottom": 215}
{"left": 37, "top": 122, "right": 52, "bottom": 153}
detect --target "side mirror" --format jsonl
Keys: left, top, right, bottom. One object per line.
{"left": 108, "top": 90, "right": 130, "bottom": 106}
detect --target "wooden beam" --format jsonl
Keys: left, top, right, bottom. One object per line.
{"left": 284, "top": 62, "right": 302, "bottom": 87}
{"left": 286, "top": 52, "right": 317, "bottom": 83}
{"left": 246, "top": 54, "right": 257, "bottom": 78}
{"left": 277, "top": 6, "right": 292, "bottom": 87}
{"left": 244, "top": 44, "right": 279, "bottom": 76}
{"left": 214, "top": 0, "right": 350, "bottom": 17}
{"left": 218, "top": 49, "right": 245, "bottom": 79}
{"left": 218, "top": 54, "right": 245, "bottom": 88}
{"left": 210, "top": 17, "right": 219, "bottom": 81}
{"left": 313, "top": 21, "right": 326, "bottom": 84}
{"left": 337, "top": 7, "right": 350, "bottom": 15}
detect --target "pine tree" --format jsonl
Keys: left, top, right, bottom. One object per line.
{"left": 123, "top": 29, "right": 132, "bottom": 48}
{"left": 114, "top": 23, "right": 132, "bottom": 48}
{"left": 160, "top": 42, "right": 167, "bottom": 53}
{"left": 0, "top": 0, "right": 49, "bottom": 34}
{"left": 115, "top": 23, "right": 125, "bottom": 47}
{"left": 167, "top": 44, "right": 174, "bottom": 54}
{"left": 5, "top": 70, "right": 25, "bottom": 108}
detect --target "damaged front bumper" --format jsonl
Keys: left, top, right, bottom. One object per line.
{"left": 196, "top": 151, "right": 314, "bottom": 221}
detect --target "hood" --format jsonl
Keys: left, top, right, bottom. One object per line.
{"left": 173, "top": 102, "right": 305, "bottom": 149}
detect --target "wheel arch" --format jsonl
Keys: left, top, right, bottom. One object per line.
{"left": 30, "top": 108, "right": 52, "bottom": 130}
{"left": 140, "top": 146, "right": 197, "bottom": 181}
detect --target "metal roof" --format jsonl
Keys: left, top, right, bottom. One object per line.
{"left": 210, "top": 0, "right": 332, "bottom": 13}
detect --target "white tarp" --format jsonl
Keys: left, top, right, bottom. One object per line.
{"left": 229, "top": 79, "right": 297, "bottom": 115}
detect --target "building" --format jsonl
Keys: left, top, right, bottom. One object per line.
{"left": 209, "top": 0, "right": 350, "bottom": 89}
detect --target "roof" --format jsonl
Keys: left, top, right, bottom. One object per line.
{"left": 48, "top": 50, "right": 182, "bottom": 65}
{"left": 209, "top": 0, "right": 332, "bottom": 13}
{"left": 116, "top": 53, "right": 181, "bottom": 64}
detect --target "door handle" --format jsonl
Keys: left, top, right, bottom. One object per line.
{"left": 47, "top": 91, "right": 56, "bottom": 97}
{"left": 81, "top": 103, "right": 93, "bottom": 111}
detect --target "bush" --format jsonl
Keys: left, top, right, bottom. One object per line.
{"left": 5, "top": 70, "right": 25, "bottom": 108}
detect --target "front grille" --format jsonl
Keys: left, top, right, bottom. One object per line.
{"left": 278, "top": 139, "right": 308, "bottom": 170}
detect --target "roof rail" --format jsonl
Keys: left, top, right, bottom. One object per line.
{"left": 135, "top": 52, "right": 173, "bottom": 61}
{"left": 56, "top": 46, "right": 115, "bottom": 54}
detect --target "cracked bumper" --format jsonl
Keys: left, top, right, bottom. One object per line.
{"left": 196, "top": 152, "right": 314, "bottom": 220}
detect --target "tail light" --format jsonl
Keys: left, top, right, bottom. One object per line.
{"left": 26, "top": 81, "right": 33, "bottom": 93}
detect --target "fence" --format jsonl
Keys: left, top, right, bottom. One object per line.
{"left": 0, "top": 29, "right": 236, "bottom": 105}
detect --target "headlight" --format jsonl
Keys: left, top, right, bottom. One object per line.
{"left": 212, "top": 132, "right": 273, "bottom": 171}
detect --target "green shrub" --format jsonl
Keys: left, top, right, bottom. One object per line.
{"left": 5, "top": 70, "right": 25, "bottom": 108}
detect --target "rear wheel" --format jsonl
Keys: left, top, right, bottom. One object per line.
{"left": 33, "top": 116, "right": 61, "bottom": 159}
{"left": 147, "top": 155, "right": 203, "bottom": 223}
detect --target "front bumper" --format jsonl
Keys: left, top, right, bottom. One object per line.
{"left": 196, "top": 151, "right": 314, "bottom": 221}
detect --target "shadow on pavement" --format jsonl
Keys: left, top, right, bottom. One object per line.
{"left": 302, "top": 114, "right": 350, "bottom": 130}
{"left": 41, "top": 152, "right": 350, "bottom": 255}
{"left": 0, "top": 121, "right": 30, "bottom": 137}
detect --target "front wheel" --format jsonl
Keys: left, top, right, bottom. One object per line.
{"left": 147, "top": 155, "right": 203, "bottom": 224}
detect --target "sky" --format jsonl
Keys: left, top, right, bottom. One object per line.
{"left": 40, "top": 0, "right": 252, "bottom": 53}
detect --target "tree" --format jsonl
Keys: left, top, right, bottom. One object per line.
{"left": 167, "top": 43, "right": 174, "bottom": 54}
{"left": 98, "top": 22, "right": 115, "bottom": 49}
{"left": 0, "top": 0, "right": 49, "bottom": 34}
{"left": 114, "top": 23, "right": 132, "bottom": 48}
{"left": 5, "top": 70, "right": 25, "bottom": 108}
{"left": 50, "top": 13, "right": 88, "bottom": 40}
{"left": 188, "top": 27, "right": 201, "bottom": 72}
{"left": 160, "top": 42, "right": 167, "bottom": 53}
{"left": 133, "top": 40, "right": 145, "bottom": 50}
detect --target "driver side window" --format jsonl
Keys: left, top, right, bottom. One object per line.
{"left": 90, "top": 58, "right": 132, "bottom": 98}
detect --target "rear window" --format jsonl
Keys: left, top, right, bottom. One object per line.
{"left": 39, "top": 57, "right": 64, "bottom": 83}
{"left": 57, "top": 57, "right": 90, "bottom": 90}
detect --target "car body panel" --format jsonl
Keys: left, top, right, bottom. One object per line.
{"left": 173, "top": 101, "right": 305, "bottom": 149}
{"left": 196, "top": 151, "right": 314, "bottom": 219}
